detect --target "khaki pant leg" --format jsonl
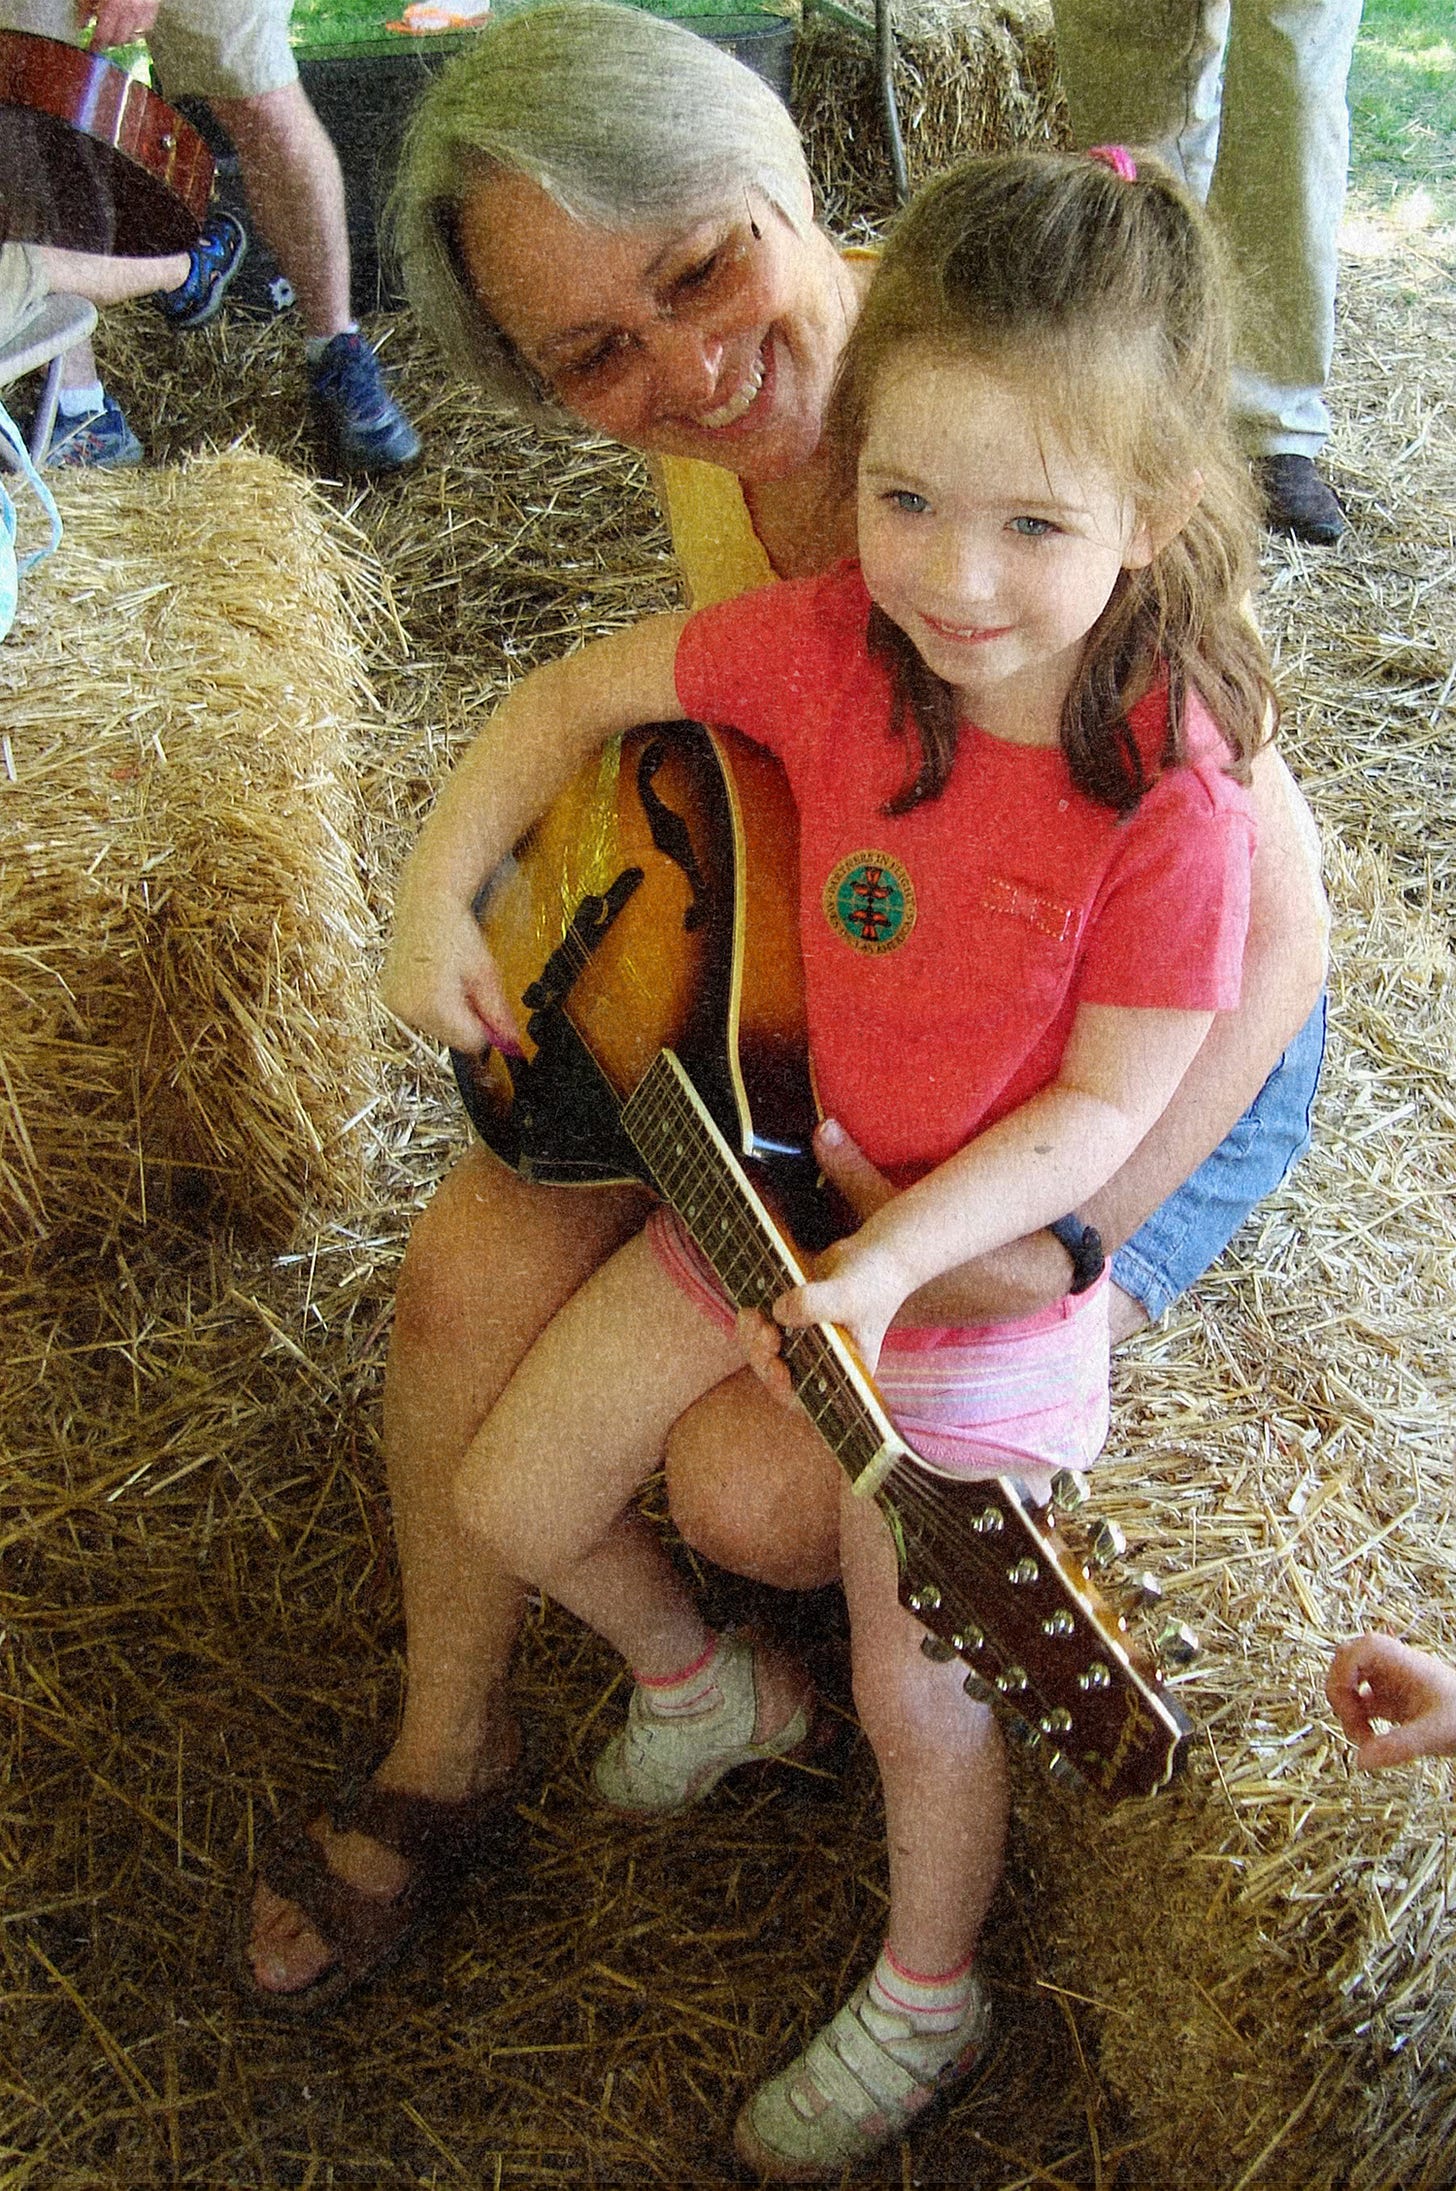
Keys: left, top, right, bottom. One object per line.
{"left": 1211, "top": 0, "right": 1361, "bottom": 456}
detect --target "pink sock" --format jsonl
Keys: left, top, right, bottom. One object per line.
{"left": 868, "top": 1945, "right": 976, "bottom": 2034}
{"left": 633, "top": 1633, "right": 724, "bottom": 1719}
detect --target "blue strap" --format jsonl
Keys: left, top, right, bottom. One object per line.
{"left": 0, "top": 397, "right": 63, "bottom": 575}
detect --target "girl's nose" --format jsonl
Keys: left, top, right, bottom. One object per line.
{"left": 933, "top": 532, "right": 997, "bottom": 605}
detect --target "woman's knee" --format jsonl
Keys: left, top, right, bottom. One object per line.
{"left": 665, "top": 1381, "right": 842, "bottom": 1589}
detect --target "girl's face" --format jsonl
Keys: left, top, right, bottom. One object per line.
{"left": 459, "top": 168, "right": 858, "bottom": 481}
{"left": 856, "top": 349, "right": 1157, "bottom": 742}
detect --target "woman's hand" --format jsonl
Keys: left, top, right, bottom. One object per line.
{"left": 380, "top": 897, "right": 522, "bottom": 1056}
{"left": 1325, "top": 1634, "right": 1456, "bottom": 1769}
{"left": 734, "top": 1118, "right": 918, "bottom": 1411}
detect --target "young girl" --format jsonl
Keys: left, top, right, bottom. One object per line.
{"left": 382, "top": 149, "right": 1272, "bottom": 2180}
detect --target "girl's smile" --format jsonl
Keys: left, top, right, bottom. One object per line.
{"left": 856, "top": 349, "right": 1156, "bottom": 744}
{"left": 461, "top": 171, "right": 862, "bottom": 480}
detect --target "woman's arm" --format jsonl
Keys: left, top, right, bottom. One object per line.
{"left": 382, "top": 613, "right": 688, "bottom": 1050}
{"left": 772, "top": 1000, "right": 1214, "bottom": 1373}
{"left": 820, "top": 746, "right": 1329, "bottom": 1326}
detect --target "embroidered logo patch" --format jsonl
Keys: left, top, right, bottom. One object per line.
{"left": 981, "top": 874, "right": 1077, "bottom": 945}
{"left": 823, "top": 851, "right": 917, "bottom": 954}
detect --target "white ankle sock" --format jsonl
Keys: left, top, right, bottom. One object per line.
{"left": 867, "top": 1945, "right": 976, "bottom": 2035}
{"left": 58, "top": 383, "right": 105, "bottom": 418}
{"left": 633, "top": 1633, "right": 725, "bottom": 1719}
{"left": 305, "top": 325, "right": 358, "bottom": 364}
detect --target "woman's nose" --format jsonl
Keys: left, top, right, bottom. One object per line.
{"left": 650, "top": 322, "right": 725, "bottom": 411}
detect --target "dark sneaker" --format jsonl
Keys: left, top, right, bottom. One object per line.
{"left": 158, "top": 210, "right": 248, "bottom": 330}
{"left": 1256, "top": 454, "right": 1346, "bottom": 546}
{"left": 47, "top": 396, "right": 144, "bottom": 469}
{"left": 307, "top": 332, "right": 421, "bottom": 475}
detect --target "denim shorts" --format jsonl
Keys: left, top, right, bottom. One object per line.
{"left": 1112, "top": 992, "right": 1327, "bottom": 1322}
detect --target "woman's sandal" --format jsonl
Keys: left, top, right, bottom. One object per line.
{"left": 242, "top": 1768, "right": 524, "bottom": 2021}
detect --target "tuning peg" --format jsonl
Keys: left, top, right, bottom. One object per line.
{"left": 1039, "top": 1707, "right": 1073, "bottom": 1735}
{"left": 1046, "top": 1750, "right": 1083, "bottom": 1788}
{"left": 962, "top": 1668, "right": 995, "bottom": 1705}
{"left": 1006, "top": 1558, "right": 1040, "bottom": 1587}
{"left": 951, "top": 1624, "right": 985, "bottom": 1655}
{"left": 1089, "top": 1518, "right": 1127, "bottom": 1567}
{"left": 1136, "top": 1570, "right": 1164, "bottom": 1607}
{"left": 1077, "top": 1661, "right": 1113, "bottom": 1692}
{"left": 907, "top": 1582, "right": 942, "bottom": 1615}
{"left": 994, "top": 1665, "right": 1030, "bottom": 1696}
{"left": 1051, "top": 1468, "right": 1089, "bottom": 1510}
{"left": 1157, "top": 1621, "right": 1200, "bottom": 1665}
{"left": 919, "top": 1634, "right": 957, "bottom": 1663}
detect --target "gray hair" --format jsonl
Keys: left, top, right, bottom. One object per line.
{"left": 389, "top": 0, "right": 813, "bottom": 425}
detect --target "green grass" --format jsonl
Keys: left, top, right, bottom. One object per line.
{"left": 1349, "top": 0, "right": 1456, "bottom": 226}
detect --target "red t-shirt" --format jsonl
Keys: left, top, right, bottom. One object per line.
{"left": 674, "top": 562, "right": 1255, "bottom": 1184}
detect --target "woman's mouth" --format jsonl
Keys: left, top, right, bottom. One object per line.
{"left": 693, "top": 348, "right": 768, "bottom": 432}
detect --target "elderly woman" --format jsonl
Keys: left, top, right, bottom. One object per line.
{"left": 248, "top": 0, "right": 1326, "bottom": 2026}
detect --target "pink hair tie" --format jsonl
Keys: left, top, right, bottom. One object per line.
{"left": 1088, "top": 144, "right": 1138, "bottom": 182}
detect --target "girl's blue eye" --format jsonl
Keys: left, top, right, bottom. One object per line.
{"left": 1012, "top": 515, "right": 1055, "bottom": 538}
{"left": 887, "top": 490, "right": 929, "bottom": 515}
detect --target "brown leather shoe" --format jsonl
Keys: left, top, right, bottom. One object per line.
{"left": 1256, "top": 454, "right": 1346, "bottom": 545}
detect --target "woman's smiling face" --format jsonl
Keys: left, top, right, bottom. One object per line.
{"left": 459, "top": 168, "right": 857, "bottom": 480}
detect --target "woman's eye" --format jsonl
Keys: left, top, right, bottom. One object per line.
{"left": 560, "top": 336, "right": 628, "bottom": 385}
{"left": 674, "top": 252, "right": 722, "bottom": 297}
{"left": 1011, "top": 515, "right": 1056, "bottom": 538}
{"left": 887, "top": 490, "right": 929, "bottom": 515}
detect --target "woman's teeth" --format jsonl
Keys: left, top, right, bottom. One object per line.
{"left": 696, "top": 355, "right": 765, "bottom": 430}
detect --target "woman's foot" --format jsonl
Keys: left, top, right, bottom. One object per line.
{"left": 246, "top": 1726, "right": 521, "bottom": 2006}
{"left": 592, "top": 1631, "right": 814, "bottom": 1813}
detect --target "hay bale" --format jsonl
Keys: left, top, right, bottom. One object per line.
{"left": 0, "top": 447, "right": 390, "bottom": 1251}
{"left": 1010, "top": 849, "right": 1456, "bottom": 2191}
{"left": 794, "top": 0, "right": 1068, "bottom": 231}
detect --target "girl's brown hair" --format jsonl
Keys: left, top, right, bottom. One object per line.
{"left": 826, "top": 150, "right": 1276, "bottom": 815}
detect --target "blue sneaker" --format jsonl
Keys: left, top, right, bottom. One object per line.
{"left": 46, "top": 396, "right": 144, "bottom": 469}
{"left": 158, "top": 210, "right": 248, "bottom": 331}
{"left": 308, "top": 331, "right": 421, "bottom": 476}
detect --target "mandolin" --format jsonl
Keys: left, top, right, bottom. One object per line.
{"left": 0, "top": 29, "right": 212, "bottom": 255}
{"left": 453, "top": 720, "right": 1192, "bottom": 1802}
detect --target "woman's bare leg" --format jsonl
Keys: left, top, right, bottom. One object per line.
{"left": 665, "top": 1369, "right": 843, "bottom": 1589}
{"left": 247, "top": 1146, "right": 650, "bottom": 1993}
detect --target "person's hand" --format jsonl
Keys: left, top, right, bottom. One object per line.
{"left": 86, "top": 0, "right": 161, "bottom": 49}
{"left": 736, "top": 1118, "right": 910, "bottom": 1410}
{"left": 380, "top": 900, "right": 522, "bottom": 1056}
{"left": 1325, "top": 1634, "right": 1456, "bottom": 1770}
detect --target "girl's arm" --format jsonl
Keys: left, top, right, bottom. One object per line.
{"left": 772, "top": 999, "right": 1214, "bottom": 1372}
{"left": 1326, "top": 1635, "right": 1456, "bottom": 1770}
{"left": 381, "top": 614, "right": 688, "bottom": 1050}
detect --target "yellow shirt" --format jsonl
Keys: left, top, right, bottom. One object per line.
{"left": 656, "top": 247, "right": 876, "bottom": 609}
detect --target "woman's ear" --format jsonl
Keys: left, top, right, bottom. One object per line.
{"left": 1124, "top": 471, "right": 1205, "bottom": 569}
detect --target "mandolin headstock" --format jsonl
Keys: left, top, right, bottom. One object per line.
{"left": 883, "top": 1459, "right": 1192, "bottom": 1801}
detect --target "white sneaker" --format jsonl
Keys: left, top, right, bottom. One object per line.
{"left": 591, "top": 1632, "right": 812, "bottom": 1814}
{"left": 733, "top": 1969, "right": 990, "bottom": 2180}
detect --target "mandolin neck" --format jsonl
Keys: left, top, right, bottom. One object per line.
{"left": 621, "top": 1049, "right": 906, "bottom": 1497}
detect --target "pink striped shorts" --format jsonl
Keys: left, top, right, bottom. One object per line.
{"left": 647, "top": 1207, "right": 1111, "bottom": 1498}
